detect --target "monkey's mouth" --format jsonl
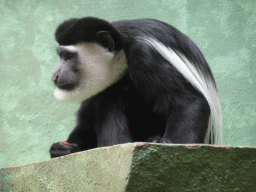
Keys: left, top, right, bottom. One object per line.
{"left": 52, "top": 74, "right": 79, "bottom": 91}
{"left": 55, "top": 82, "right": 78, "bottom": 91}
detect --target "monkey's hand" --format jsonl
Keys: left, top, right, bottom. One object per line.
{"left": 49, "top": 141, "right": 80, "bottom": 158}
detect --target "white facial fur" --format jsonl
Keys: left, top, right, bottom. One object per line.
{"left": 53, "top": 43, "right": 128, "bottom": 102}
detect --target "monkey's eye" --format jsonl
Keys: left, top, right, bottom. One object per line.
{"left": 66, "top": 53, "right": 74, "bottom": 60}
{"left": 60, "top": 51, "right": 76, "bottom": 60}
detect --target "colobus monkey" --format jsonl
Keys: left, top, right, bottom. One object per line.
{"left": 50, "top": 17, "right": 222, "bottom": 158}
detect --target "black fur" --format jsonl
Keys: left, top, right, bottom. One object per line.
{"left": 50, "top": 17, "right": 218, "bottom": 158}
{"left": 55, "top": 17, "right": 124, "bottom": 50}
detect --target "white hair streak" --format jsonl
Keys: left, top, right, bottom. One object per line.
{"left": 138, "top": 37, "right": 222, "bottom": 145}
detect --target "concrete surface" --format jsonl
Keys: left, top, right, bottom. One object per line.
{"left": 1, "top": 143, "right": 255, "bottom": 192}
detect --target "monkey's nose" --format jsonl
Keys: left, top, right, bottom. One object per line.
{"left": 51, "top": 74, "right": 59, "bottom": 84}
{"left": 54, "top": 75, "right": 59, "bottom": 84}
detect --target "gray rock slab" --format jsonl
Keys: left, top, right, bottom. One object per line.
{"left": 1, "top": 143, "right": 255, "bottom": 192}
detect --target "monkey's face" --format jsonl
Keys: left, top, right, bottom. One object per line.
{"left": 51, "top": 43, "right": 127, "bottom": 102}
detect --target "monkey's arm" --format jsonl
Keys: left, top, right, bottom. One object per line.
{"left": 49, "top": 98, "right": 96, "bottom": 158}
{"left": 93, "top": 91, "right": 133, "bottom": 147}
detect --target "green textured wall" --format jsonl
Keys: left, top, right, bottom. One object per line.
{"left": 1, "top": 0, "right": 256, "bottom": 168}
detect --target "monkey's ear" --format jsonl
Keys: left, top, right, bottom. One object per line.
{"left": 96, "top": 31, "right": 115, "bottom": 52}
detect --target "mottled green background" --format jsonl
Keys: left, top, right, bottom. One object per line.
{"left": 1, "top": 0, "right": 255, "bottom": 168}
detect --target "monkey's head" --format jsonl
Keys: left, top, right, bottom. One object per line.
{"left": 51, "top": 17, "right": 127, "bottom": 102}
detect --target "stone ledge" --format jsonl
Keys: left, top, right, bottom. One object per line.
{"left": 1, "top": 143, "right": 255, "bottom": 192}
